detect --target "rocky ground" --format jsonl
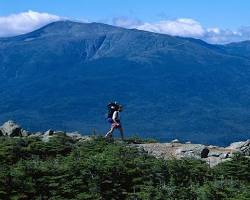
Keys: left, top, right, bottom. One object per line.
{"left": 135, "top": 139, "right": 250, "bottom": 167}
{"left": 1, "top": 120, "right": 249, "bottom": 167}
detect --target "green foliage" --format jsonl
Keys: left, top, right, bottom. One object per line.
{"left": 0, "top": 136, "right": 249, "bottom": 199}
{"left": 197, "top": 180, "right": 250, "bottom": 200}
{"left": 124, "top": 135, "right": 158, "bottom": 144}
{"left": 213, "top": 153, "right": 250, "bottom": 182}
{"left": 167, "top": 158, "right": 212, "bottom": 186}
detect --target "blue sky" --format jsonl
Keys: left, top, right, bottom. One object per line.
{"left": 1, "top": 0, "right": 249, "bottom": 29}
{"left": 0, "top": 1, "right": 250, "bottom": 43}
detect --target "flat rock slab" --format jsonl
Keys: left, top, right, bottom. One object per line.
{"left": 136, "top": 142, "right": 242, "bottom": 167}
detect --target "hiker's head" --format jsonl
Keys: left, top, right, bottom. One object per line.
{"left": 107, "top": 101, "right": 123, "bottom": 111}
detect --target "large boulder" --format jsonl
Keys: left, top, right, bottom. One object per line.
{"left": 201, "top": 148, "right": 210, "bottom": 158}
{"left": 0, "top": 121, "right": 22, "bottom": 137}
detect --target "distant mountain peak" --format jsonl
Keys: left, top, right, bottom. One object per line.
{"left": 39, "top": 20, "right": 123, "bottom": 32}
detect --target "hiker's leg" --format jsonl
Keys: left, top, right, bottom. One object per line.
{"left": 105, "top": 126, "right": 115, "bottom": 138}
{"left": 118, "top": 127, "right": 124, "bottom": 140}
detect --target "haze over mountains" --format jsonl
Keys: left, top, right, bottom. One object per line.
{"left": 0, "top": 20, "right": 250, "bottom": 145}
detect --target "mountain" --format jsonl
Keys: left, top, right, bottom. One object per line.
{"left": 223, "top": 40, "right": 250, "bottom": 59}
{"left": 0, "top": 20, "right": 250, "bottom": 145}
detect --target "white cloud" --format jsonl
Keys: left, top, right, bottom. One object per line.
{"left": 113, "top": 17, "right": 250, "bottom": 44}
{"left": 0, "top": 10, "right": 62, "bottom": 37}
{"left": 137, "top": 18, "right": 205, "bottom": 38}
{"left": 204, "top": 28, "right": 242, "bottom": 44}
{"left": 112, "top": 17, "right": 142, "bottom": 29}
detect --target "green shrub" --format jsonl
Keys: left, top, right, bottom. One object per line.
{"left": 0, "top": 136, "right": 249, "bottom": 199}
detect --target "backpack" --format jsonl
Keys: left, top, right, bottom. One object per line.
{"left": 106, "top": 102, "right": 120, "bottom": 119}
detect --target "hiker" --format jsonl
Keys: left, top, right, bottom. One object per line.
{"left": 105, "top": 103, "right": 124, "bottom": 140}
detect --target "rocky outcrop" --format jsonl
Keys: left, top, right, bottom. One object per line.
{"left": 0, "top": 121, "right": 92, "bottom": 142}
{"left": 136, "top": 139, "right": 248, "bottom": 167}
{"left": 227, "top": 140, "right": 250, "bottom": 156}
{"left": 0, "top": 120, "right": 28, "bottom": 137}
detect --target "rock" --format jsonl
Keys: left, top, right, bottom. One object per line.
{"left": 171, "top": 139, "right": 180, "bottom": 143}
{"left": 41, "top": 135, "right": 53, "bottom": 142}
{"left": 0, "top": 129, "right": 3, "bottom": 136}
{"left": 205, "top": 157, "right": 232, "bottom": 167}
{"left": 185, "top": 141, "right": 192, "bottom": 144}
{"left": 227, "top": 141, "right": 247, "bottom": 150}
{"left": 66, "top": 132, "right": 82, "bottom": 140}
{"left": 41, "top": 130, "right": 66, "bottom": 142}
{"left": 208, "top": 145, "right": 218, "bottom": 149}
{"left": 241, "top": 146, "right": 249, "bottom": 151}
{"left": 242, "top": 139, "right": 250, "bottom": 147}
{"left": 201, "top": 148, "right": 210, "bottom": 158}
{"left": 137, "top": 143, "right": 176, "bottom": 159}
{"left": 29, "top": 132, "right": 43, "bottom": 137}
{"left": 79, "top": 136, "right": 93, "bottom": 141}
{"left": 227, "top": 140, "right": 250, "bottom": 156}
{"left": 175, "top": 144, "right": 206, "bottom": 159}
{"left": 44, "top": 129, "right": 54, "bottom": 136}
{"left": 219, "top": 152, "right": 230, "bottom": 159}
{"left": 21, "top": 129, "right": 30, "bottom": 137}
{"left": 204, "top": 157, "right": 222, "bottom": 167}
{"left": 54, "top": 131, "right": 66, "bottom": 136}
{"left": 240, "top": 147, "right": 250, "bottom": 156}
{"left": 208, "top": 152, "right": 222, "bottom": 157}
{"left": 0, "top": 120, "right": 22, "bottom": 137}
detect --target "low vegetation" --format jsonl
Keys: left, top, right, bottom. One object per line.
{"left": 0, "top": 135, "right": 249, "bottom": 199}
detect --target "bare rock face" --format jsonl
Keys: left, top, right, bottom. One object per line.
{"left": 0, "top": 121, "right": 22, "bottom": 137}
